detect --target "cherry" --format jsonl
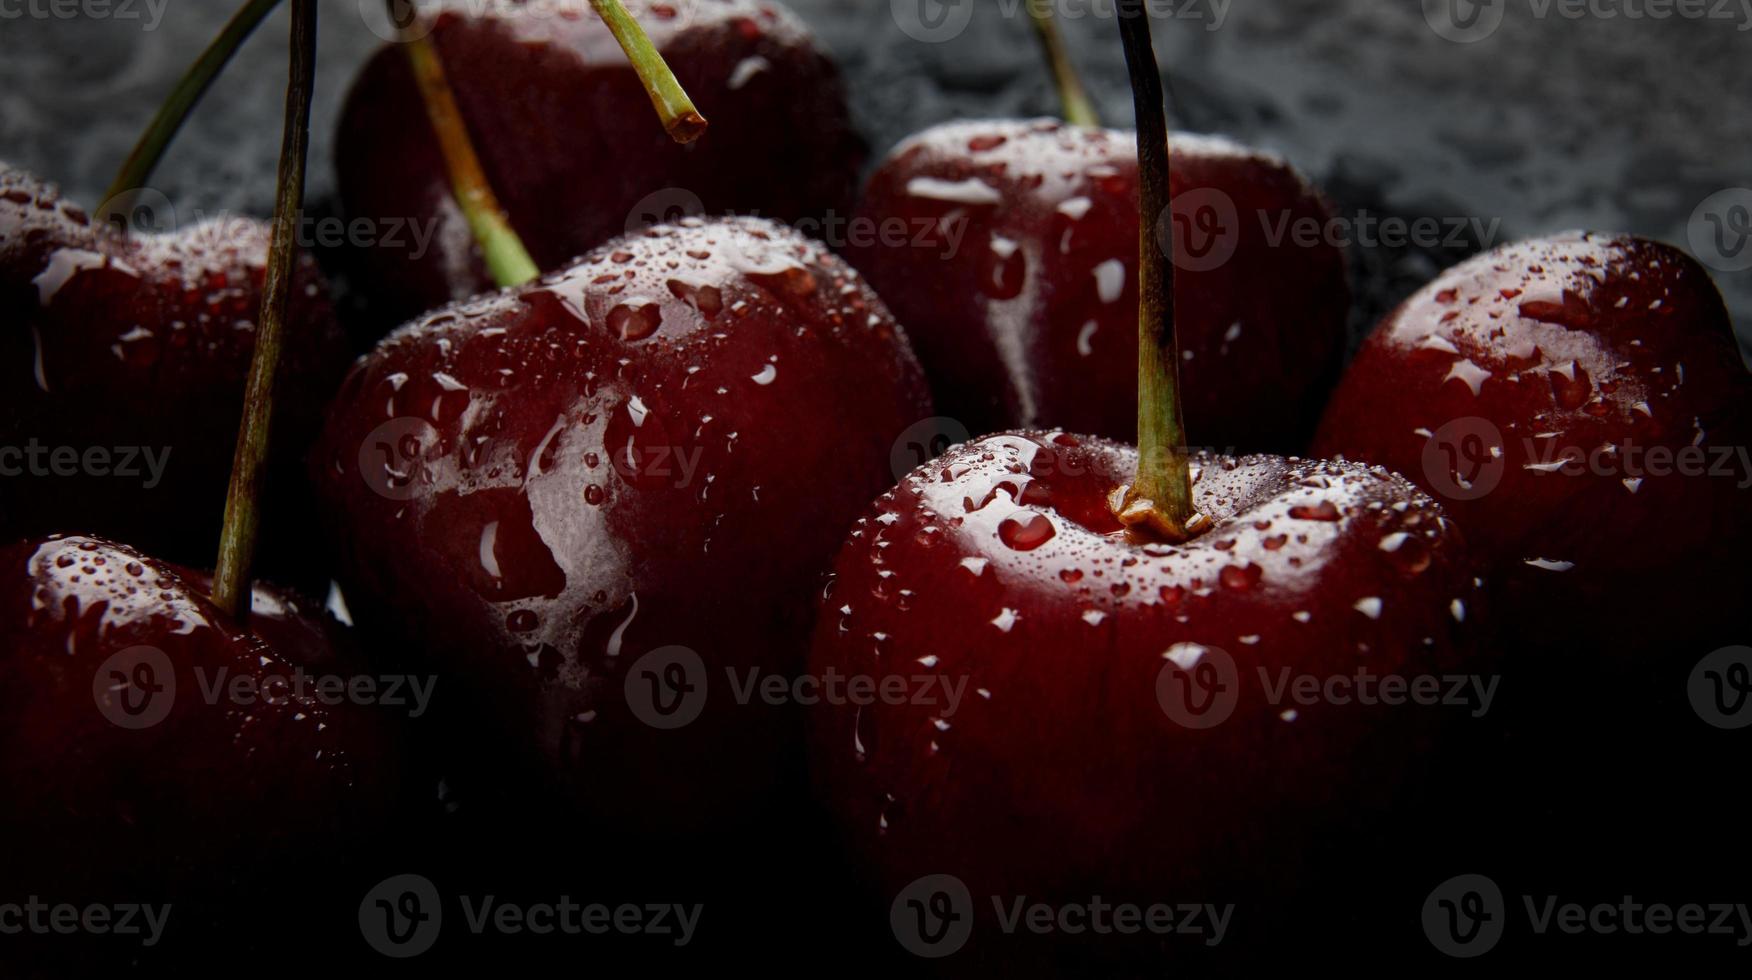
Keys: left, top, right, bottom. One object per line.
{"left": 1312, "top": 231, "right": 1752, "bottom": 898}
{"left": 845, "top": 119, "right": 1349, "bottom": 453}
{"left": 0, "top": 164, "right": 350, "bottom": 586}
{"left": 310, "top": 216, "right": 930, "bottom": 834}
{"left": 807, "top": 434, "right": 1487, "bottom": 965}
{"left": 336, "top": 0, "right": 865, "bottom": 324}
{"left": 804, "top": 9, "right": 1490, "bottom": 967}
{"left": 1313, "top": 232, "right": 1752, "bottom": 652}
{"left": 0, "top": 534, "right": 406, "bottom": 968}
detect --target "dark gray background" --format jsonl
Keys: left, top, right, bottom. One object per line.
{"left": 3, "top": 0, "right": 1749, "bottom": 356}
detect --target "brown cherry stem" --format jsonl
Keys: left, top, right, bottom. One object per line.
{"left": 210, "top": 0, "right": 317, "bottom": 619}
{"left": 1109, "top": 0, "right": 1209, "bottom": 543}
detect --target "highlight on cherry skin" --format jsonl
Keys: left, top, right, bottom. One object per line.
{"left": 0, "top": 534, "right": 406, "bottom": 969}
{"left": 1315, "top": 231, "right": 1752, "bottom": 650}
{"left": 336, "top": 0, "right": 866, "bottom": 323}
{"left": 311, "top": 215, "right": 931, "bottom": 836}
{"left": 0, "top": 163, "right": 350, "bottom": 586}
{"left": 846, "top": 119, "right": 1350, "bottom": 454}
{"left": 806, "top": 430, "right": 1491, "bottom": 963}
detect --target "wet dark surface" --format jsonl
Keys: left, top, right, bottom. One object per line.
{"left": 1, "top": 0, "right": 1749, "bottom": 357}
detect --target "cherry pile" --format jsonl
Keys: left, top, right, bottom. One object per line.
{"left": 0, "top": 0, "right": 1745, "bottom": 972}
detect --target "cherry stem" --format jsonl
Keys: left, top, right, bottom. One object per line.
{"left": 589, "top": 0, "right": 709, "bottom": 143}
{"left": 105, "top": 0, "right": 284, "bottom": 209}
{"left": 1111, "top": 0, "right": 1209, "bottom": 543}
{"left": 1025, "top": 0, "right": 1099, "bottom": 127}
{"left": 397, "top": 26, "right": 541, "bottom": 289}
{"left": 211, "top": 0, "right": 317, "bottom": 619}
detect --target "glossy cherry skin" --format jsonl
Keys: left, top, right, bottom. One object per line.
{"left": 311, "top": 216, "right": 929, "bottom": 834}
{"left": 1313, "top": 232, "right": 1752, "bottom": 651}
{"left": 0, "top": 165, "right": 351, "bottom": 584}
{"left": 808, "top": 433, "right": 1487, "bottom": 966}
{"left": 0, "top": 534, "right": 406, "bottom": 968}
{"left": 845, "top": 120, "right": 1349, "bottom": 454}
{"left": 1313, "top": 233, "right": 1752, "bottom": 900}
{"left": 336, "top": 0, "right": 865, "bottom": 325}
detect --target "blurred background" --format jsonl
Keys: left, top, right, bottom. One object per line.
{"left": 3, "top": 0, "right": 1750, "bottom": 356}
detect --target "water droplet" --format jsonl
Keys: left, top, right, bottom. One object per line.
{"left": 997, "top": 511, "right": 1056, "bottom": 551}
{"left": 607, "top": 299, "right": 663, "bottom": 340}
{"left": 1288, "top": 500, "right": 1341, "bottom": 522}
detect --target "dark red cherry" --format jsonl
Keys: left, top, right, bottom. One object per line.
{"left": 845, "top": 120, "right": 1349, "bottom": 453}
{"left": 0, "top": 534, "right": 405, "bottom": 968}
{"left": 1313, "top": 232, "right": 1752, "bottom": 899}
{"left": 808, "top": 432, "right": 1487, "bottom": 965}
{"left": 311, "top": 217, "right": 930, "bottom": 835}
{"left": 0, "top": 164, "right": 351, "bottom": 585}
{"left": 336, "top": 0, "right": 864, "bottom": 325}
{"left": 1313, "top": 232, "right": 1752, "bottom": 651}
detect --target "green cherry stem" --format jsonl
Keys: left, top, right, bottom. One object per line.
{"left": 1110, "top": 0, "right": 1209, "bottom": 543}
{"left": 105, "top": 0, "right": 284, "bottom": 208}
{"left": 1026, "top": 0, "right": 1099, "bottom": 127}
{"left": 397, "top": 25, "right": 541, "bottom": 288}
{"left": 589, "top": 0, "right": 709, "bottom": 142}
{"left": 210, "top": 0, "right": 316, "bottom": 619}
